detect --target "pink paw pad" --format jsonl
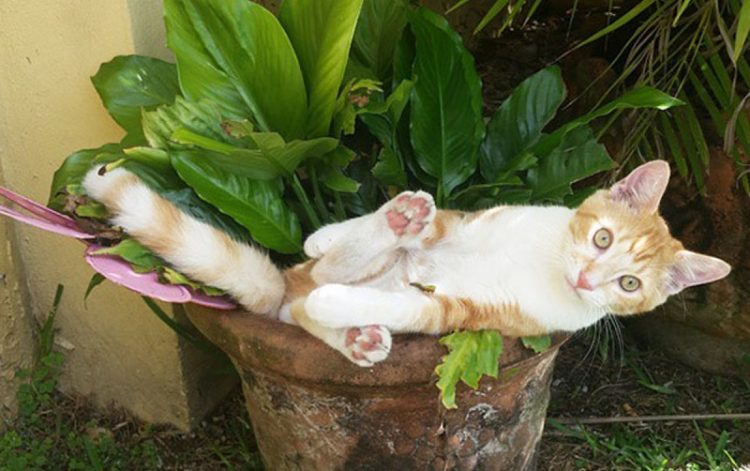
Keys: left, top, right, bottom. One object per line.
{"left": 344, "top": 325, "right": 391, "bottom": 366}
{"left": 385, "top": 192, "right": 434, "bottom": 236}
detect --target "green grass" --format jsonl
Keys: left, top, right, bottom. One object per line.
{"left": 539, "top": 327, "right": 750, "bottom": 470}
{"left": 0, "top": 285, "right": 262, "bottom": 471}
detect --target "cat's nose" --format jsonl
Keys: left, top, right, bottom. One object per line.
{"left": 575, "top": 271, "right": 593, "bottom": 290}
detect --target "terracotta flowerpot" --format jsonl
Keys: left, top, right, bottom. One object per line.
{"left": 186, "top": 304, "right": 565, "bottom": 470}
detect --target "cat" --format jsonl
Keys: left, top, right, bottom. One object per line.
{"left": 82, "top": 160, "right": 731, "bottom": 367}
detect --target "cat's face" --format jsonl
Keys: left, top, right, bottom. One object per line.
{"left": 565, "top": 160, "right": 730, "bottom": 316}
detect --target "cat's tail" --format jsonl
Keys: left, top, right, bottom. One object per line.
{"left": 82, "top": 167, "right": 285, "bottom": 316}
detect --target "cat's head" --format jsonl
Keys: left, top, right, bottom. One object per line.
{"left": 566, "top": 160, "right": 730, "bottom": 315}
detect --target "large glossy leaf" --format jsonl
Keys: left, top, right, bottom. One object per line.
{"left": 435, "top": 331, "right": 503, "bottom": 409}
{"left": 91, "top": 55, "right": 180, "bottom": 146}
{"left": 166, "top": 0, "right": 308, "bottom": 139}
{"left": 279, "top": 0, "right": 364, "bottom": 137}
{"left": 347, "top": 0, "right": 409, "bottom": 82}
{"left": 408, "top": 8, "right": 484, "bottom": 201}
{"left": 48, "top": 144, "right": 122, "bottom": 210}
{"left": 172, "top": 153, "right": 302, "bottom": 253}
{"left": 532, "top": 87, "right": 684, "bottom": 156}
{"left": 164, "top": 0, "right": 247, "bottom": 119}
{"left": 527, "top": 127, "right": 615, "bottom": 203}
{"left": 480, "top": 66, "right": 565, "bottom": 182}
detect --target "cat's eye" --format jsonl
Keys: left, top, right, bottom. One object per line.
{"left": 593, "top": 228, "right": 613, "bottom": 249}
{"left": 619, "top": 275, "right": 641, "bottom": 292}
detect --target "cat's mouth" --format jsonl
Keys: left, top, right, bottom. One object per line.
{"left": 565, "top": 276, "right": 584, "bottom": 299}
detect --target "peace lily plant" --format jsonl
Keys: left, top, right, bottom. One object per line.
{"left": 47, "top": 0, "right": 681, "bottom": 408}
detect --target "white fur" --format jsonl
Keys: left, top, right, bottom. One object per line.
{"left": 305, "top": 205, "right": 607, "bottom": 333}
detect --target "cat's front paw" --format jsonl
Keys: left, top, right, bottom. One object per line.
{"left": 342, "top": 325, "right": 391, "bottom": 367}
{"left": 384, "top": 191, "right": 436, "bottom": 239}
{"left": 304, "top": 224, "right": 339, "bottom": 259}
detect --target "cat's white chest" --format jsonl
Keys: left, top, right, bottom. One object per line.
{"left": 406, "top": 206, "right": 605, "bottom": 331}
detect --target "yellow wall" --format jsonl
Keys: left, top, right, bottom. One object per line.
{"left": 0, "top": 0, "right": 233, "bottom": 428}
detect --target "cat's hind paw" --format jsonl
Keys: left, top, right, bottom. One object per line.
{"left": 384, "top": 191, "right": 436, "bottom": 238}
{"left": 342, "top": 325, "right": 391, "bottom": 367}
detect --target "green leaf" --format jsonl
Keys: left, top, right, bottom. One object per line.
{"left": 527, "top": 127, "right": 616, "bottom": 203}
{"left": 247, "top": 133, "right": 340, "bottom": 175}
{"left": 91, "top": 55, "right": 180, "bottom": 146}
{"left": 532, "top": 87, "right": 684, "bottom": 157}
{"left": 363, "top": 79, "right": 414, "bottom": 126}
{"left": 408, "top": 7, "right": 484, "bottom": 201}
{"left": 166, "top": 0, "right": 308, "bottom": 139}
{"left": 320, "top": 166, "right": 361, "bottom": 193}
{"left": 521, "top": 335, "right": 552, "bottom": 353}
{"left": 48, "top": 144, "right": 122, "bottom": 210}
{"left": 435, "top": 331, "right": 503, "bottom": 409}
{"left": 361, "top": 80, "right": 413, "bottom": 189}
{"left": 734, "top": 0, "right": 750, "bottom": 63}
{"left": 575, "top": 0, "right": 657, "bottom": 49}
{"left": 279, "top": 0, "right": 364, "bottom": 137}
{"left": 473, "top": 0, "right": 509, "bottom": 34}
{"left": 372, "top": 148, "right": 407, "bottom": 188}
{"left": 92, "top": 239, "right": 164, "bottom": 272}
{"left": 480, "top": 66, "right": 565, "bottom": 182}
{"left": 347, "top": 0, "right": 408, "bottom": 82}
{"left": 142, "top": 97, "right": 229, "bottom": 149}
{"left": 83, "top": 273, "right": 106, "bottom": 305}
{"left": 172, "top": 153, "right": 302, "bottom": 254}
{"left": 170, "top": 148, "right": 279, "bottom": 181}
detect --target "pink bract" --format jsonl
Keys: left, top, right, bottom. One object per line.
{"left": 0, "top": 186, "right": 237, "bottom": 310}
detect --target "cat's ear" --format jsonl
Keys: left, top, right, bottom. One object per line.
{"left": 664, "top": 250, "right": 731, "bottom": 295}
{"left": 610, "top": 160, "right": 670, "bottom": 213}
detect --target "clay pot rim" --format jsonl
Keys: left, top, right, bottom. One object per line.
{"left": 186, "top": 305, "right": 569, "bottom": 389}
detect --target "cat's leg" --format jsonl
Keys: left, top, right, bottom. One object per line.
{"left": 303, "top": 216, "right": 368, "bottom": 259}
{"left": 306, "top": 285, "right": 547, "bottom": 337}
{"left": 310, "top": 191, "right": 436, "bottom": 284}
{"left": 305, "top": 284, "right": 436, "bottom": 332}
{"left": 290, "top": 299, "right": 392, "bottom": 367}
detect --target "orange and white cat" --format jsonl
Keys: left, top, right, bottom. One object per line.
{"left": 83, "top": 160, "right": 730, "bottom": 366}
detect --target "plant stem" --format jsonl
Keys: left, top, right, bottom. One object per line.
{"left": 436, "top": 184, "right": 445, "bottom": 208}
{"left": 333, "top": 191, "right": 346, "bottom": 221}
{"left": 290, "top": 173, "right": 322, "bottom": 230}
{"left": 308, "top": 166, "right": 331, "bottom": 223}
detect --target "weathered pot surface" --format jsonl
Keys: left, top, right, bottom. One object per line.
{"left": 186, "top": 304, "right": 566, "bottom": 471}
